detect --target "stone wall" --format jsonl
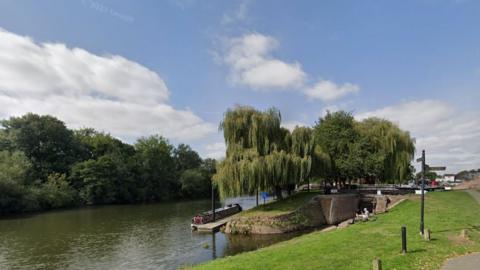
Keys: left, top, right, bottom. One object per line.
{"left": 317, "top": 194, "right": 359, "bottom": 224}
{"left": 225, "top": 194, "right": 359, "bottom": 235}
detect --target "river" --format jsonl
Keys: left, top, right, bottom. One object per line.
{"left": 0, "top": 197, "right": 303, "bottom": 270}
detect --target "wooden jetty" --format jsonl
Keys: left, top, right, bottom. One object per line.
{"left": 191, "top": 215, "right": 236, "bottom": 232}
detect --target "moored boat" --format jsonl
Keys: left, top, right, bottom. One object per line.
{"left": 191, "top": 204, "right": 242, "bottom": 227}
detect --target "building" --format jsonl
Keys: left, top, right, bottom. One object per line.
{"left": 437, "top": 174, "right": 456, "bottom": 183}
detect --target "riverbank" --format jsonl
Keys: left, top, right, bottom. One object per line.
{"left": 224, "top": 191, "right": 359, "bottom": 234}
{"left": 192, "top": 191, "right": 480, "bottom": 270}
{"left": 224, "top": 191, "right": 324, "bottom": 234}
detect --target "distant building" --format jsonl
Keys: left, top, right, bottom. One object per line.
{"left": 437, "top": 174, "right": 456, "bottom": 183}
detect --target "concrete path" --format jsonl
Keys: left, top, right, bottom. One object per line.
{"left": 441, "top": 253, "right": 480, "bottom": 270}
{"left": 465, "top": 189, "right": 480, "bottom": 204}
{"left": 440, "top": 189, "right": 480, "bottom": 270}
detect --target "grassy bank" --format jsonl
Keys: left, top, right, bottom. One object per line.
{"left": 239, "top": 191, "right": 323, "bottom": 218}
{"left": 194, "top": 191, "right": 480, "bottom": 270}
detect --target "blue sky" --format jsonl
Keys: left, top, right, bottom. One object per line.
{"left": 0, "top": 0, "right": 479, "bottom": 173}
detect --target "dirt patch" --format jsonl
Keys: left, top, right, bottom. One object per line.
{"left": 454, "top": 178, "right": 480, "bottom": 190}
{"left": 448, "top": 233, "right": 473, "bottom": 246}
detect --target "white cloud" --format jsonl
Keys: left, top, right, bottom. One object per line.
{"left": 221, "top": 0, "right": 249, "bottom": 25}
{"left": 304, "top": 80, "right": 359, "bottom": 101}
{"left": 222, "top": 33, "right": 359, "bottom": 101}
{"left": 0, "top": 28, "right": 214, "bottom": 141}
{"left": 356, "top": 100, "right": 453, "bottom": 136}
{"left": 224, "top": 33, "right": 306, "bottom": 90}
{"left": 356, "top": 100, "right": 480, "bottom": 173}
{"left": 281, "top": 121, "right": 307, "bottom": 131}
{"left": 204, "top": 142, "right": 226, "bottom": 159}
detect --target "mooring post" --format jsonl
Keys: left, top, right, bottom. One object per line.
{"left": 401, "top": 225, "right": 407, "bottom": 254}
{"left": 372, "top": 258, "right": 382, "bottom": 270}
{"left": 424, "top": 228, "right": 431, "bottom": 241}
{"left": 211, "top": 232, "right": 217, "bottom": 259}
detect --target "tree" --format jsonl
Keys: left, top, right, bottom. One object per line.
{"left": 74, "top": 128, "right": 135, "bottom": 160}
{"left": 180, "top": 168, "right": 211, "bottom": 198}
{"left": 313, "top": 111, "right": 359, "bottom": 185}
{"left": 173, "top": 143, "right": 202, "bottom": 173}
{"left": 37, "top": 173, "right": 79, "bottom": 209}
{"left": 0, "top": 150, "right": 38, "bottom": 214}
{"left": 1, "top": 114, "right": 79, "bottom": 182}
{"left": 69, "top": 154, "right": 134, "bottom": 204}
{"left": 134, "top": 135, "right": 178, "bottom": 201}
{"left": 213, "top": 106, "right": 314, "bottom": 199}
{"left": 356, "top": 118, "right": 415, "bottom": 183}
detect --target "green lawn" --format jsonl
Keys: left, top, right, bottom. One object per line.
{"left": 193, "top": 191, "right": 480, "bottom": 270}
{"left": 239, "top": 191, "right": 323, "bottom": 218}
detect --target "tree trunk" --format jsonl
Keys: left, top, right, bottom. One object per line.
{"left": 275, "top": 186, "right": 283, "bottom": 200}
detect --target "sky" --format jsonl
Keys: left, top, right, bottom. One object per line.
{"left": 0, "top": 0, "right": 479, "bottom": 173}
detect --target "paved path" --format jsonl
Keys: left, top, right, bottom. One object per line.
{"left": 465, "top": 189, "right": 480, "bottom": 204}
{"left": 441, "top": 253, "right": 480, "bottom": 270}
{"left": 440, "top": 189, "right": 480, "bottom": 270}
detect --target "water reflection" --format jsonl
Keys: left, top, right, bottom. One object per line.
{"left": 0, "top": 196, "right": 305, "bottom": 270}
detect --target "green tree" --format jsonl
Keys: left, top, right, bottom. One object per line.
{"left": 174, "top": 143, "right": 202, "bottom": 173}
{"left": 134, "top": 135, "right": 178, "bottom": 201}
{"left": 313, "top": 111, "right": 359, "bottom": 185}
{"left": 180, "top": 168, "right": 211, "bottom": 198}
{"left": 0, "top": 150, "right": 38, "bottom": 214}
{"left": 37, "top": 173, "right": 79, "bottom": 209}
{"left": 74, "top": 128, "right": 136, "bottom": 160}
{"left": 356, "top": 118, "right": 415, "bottom": 183}
{"left": 1, "top": 114, "right": 79, "bottom": 182}
{"left": 213, "top": 106, "right": 314, "bottom": 199}
{"left": 69, "top": 154, "right": 134, "bottom": 204}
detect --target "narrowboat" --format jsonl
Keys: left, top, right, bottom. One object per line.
{"left": 191, "top": 204, "right": 242, "bottom": 227}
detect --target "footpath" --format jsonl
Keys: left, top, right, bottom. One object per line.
{"left": 440, "top": 189, "right": 480, "bottom": 270}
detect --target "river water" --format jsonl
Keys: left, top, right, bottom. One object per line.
{"left": 0, "top": 197, "right": 302, "bottom": 270}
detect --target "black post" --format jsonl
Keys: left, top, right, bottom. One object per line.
{"left": 420, "top": 150, "right": 425, "bottom": 235}
{"left": 401, "top": 225, "right": 407, "bottom": 253}
{"left": 211, "top": 232, "right": 217, "bottom": 259}
{"left": 256, "top": 189, "right": 259, "bottom": 207}
{"left": 307, "top": 177, "right": 310, "bottom": 192}
{"left": 211, "top": 182, "right": 216, "bottom": 222}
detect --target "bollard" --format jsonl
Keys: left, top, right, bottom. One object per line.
{"left": 424, "top": 229, "right": 431, "bottom": 241}
{"left": 372, "top": 258, "right": 382, "bottom": 270}
{"left": 401, "top": 226, "right": 407, "bottom": 254}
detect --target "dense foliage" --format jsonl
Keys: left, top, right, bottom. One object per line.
{"left": 313, "top": 112, "right": 415, "bottom": 185}
{"left": 455, "top": 168, "right": 480, "bottom": 181}
{"left": 0, "top": 113, "right": 215, "bottom": 215}
{"left": 213, "top": 107, "right": 322, "bottom": 199}
{"left": 214, "top": 107, "right": 416, "bottom": 199}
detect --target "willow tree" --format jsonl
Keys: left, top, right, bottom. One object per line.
{"left": 213, "top": 106, "right": 314, "bottom": 199}
{"left": 356, "top": 118, "right": 415, "bottom": 183}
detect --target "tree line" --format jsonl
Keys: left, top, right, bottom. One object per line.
{"left": 0, "top": 113, "right": 215, "bottom": 215}
{"left": 213, "top": 106, "right": 416, "bottom": 199}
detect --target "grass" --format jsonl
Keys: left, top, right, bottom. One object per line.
{"left": 239, "top": 191, "right": 323, "bottom": 218}
{"left": 193, "top": 191, "right": 480, "bottom": 270}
